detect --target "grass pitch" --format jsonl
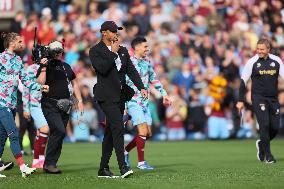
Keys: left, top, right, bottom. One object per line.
{"left": 1, "top": 140, "right": 284, "bottom": 189}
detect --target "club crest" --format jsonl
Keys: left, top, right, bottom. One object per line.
{"left": 259, "top": 104, "right": 265, "bottom": 111}
{"left": 270, "top": 62, "right": 275, "bottom": 67}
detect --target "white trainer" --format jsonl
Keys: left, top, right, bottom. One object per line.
{"left": 0, "top": 162, "right": 12, "bottom": 172}
{"left": 20, "top": 164, "right": 36, "bottom": 178}
{"left": 0, "top": 173, "right": 6, "bottom": 178}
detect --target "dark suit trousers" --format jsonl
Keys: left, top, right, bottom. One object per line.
{"left": 42, "top": 100, "right": 69, "bottom": 167}
{"left": 98, "top": 100, "right": 126, "bottom": 170}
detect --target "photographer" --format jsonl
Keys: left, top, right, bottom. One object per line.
{"left": 37, "top": 41, "right": 83, "bottom": 174}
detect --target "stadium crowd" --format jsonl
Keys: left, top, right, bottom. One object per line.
{"left": 7, "top": 0, "right": 284, "bottom": 144}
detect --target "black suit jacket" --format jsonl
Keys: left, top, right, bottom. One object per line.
{"left": 89, "top": 41, "right": 145, "bottom": 102}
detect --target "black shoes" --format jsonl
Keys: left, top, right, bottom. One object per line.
{"left": 266, "top": 155, "right": 276, "bottom": 164}
{"left": 0, "top": 160, "right": 14, "bottom": 171}
{"left": 44, "top": 165, "right": 62, "bottom": 174}
{"left": 256, "top": 140, "right": 276, "bottom": 164}
{"left": 98, "top": 168, "right": 119, "bottom": 178}
{"left": 256, "top": 140, "right": 265, "bottom": 162}
{"left": 120, "top": 166, "right": 133, "bottom": 178}
{"left": 98, "top": 166, "right": 133, "bottom": 178}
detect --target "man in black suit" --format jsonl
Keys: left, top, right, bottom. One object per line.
{"left": 89, "top": 21, "right": 147, "bottom": 178}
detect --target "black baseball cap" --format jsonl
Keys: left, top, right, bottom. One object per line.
{"left": 100, "top": 21, "right": 123, "bottom": 33}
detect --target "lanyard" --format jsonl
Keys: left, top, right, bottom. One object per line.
{"left": 60, "top": 64, "right": 73, "bottom": 97}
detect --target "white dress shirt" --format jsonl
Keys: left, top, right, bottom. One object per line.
{"left": 107, "top": 46, "right": 122, "bottom": 71}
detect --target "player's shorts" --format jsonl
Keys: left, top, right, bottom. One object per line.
{"left": 127, "top": 105, "right": 152, "bottom": 126}
{"left": 30, "top": 106, "right": 48, "bottom": 129}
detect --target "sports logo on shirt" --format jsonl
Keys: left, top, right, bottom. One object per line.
{"left": 270, "top": 62, "right": 275, "bottom": 67}
{"left": 259, "top": 104, "right": 265, "bottom": 111}
{"left": 257, "top": 63, "right": 261, "bottom": 68}
{"left": 259, "top": 70, "right": 276, "bottom": 75}
{"left": 56, "top": 66, "right": 62, "bottom": 70}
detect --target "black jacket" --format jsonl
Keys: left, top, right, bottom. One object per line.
{"left": 89, "top": 41, "right": 144, "bottom": 102}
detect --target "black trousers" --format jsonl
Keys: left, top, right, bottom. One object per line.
{"left": 41, "top": 100, "right": 69, "bottom": 167}
{"left": 98, "top": 100, "right": 126, "bottom": 170}
{"left": 252, "top": 95, "right": 280, "bottom": 156}
{"left": 17, "top": 102, "right": 36, "bottom": 151}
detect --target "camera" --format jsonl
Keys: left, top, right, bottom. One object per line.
{"left": 31, "top": 27, "right": 64, "bottom": 64}
{"left": 32, "top": 44, "right": 51, "bottom": 64}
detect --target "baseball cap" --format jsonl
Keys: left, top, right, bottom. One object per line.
{"left": 100, "top": 21, "right": 123, "bottom": 33}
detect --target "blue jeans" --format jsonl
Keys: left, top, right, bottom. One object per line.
{"left": 0, "top": 107, "right": 21, "bottom": 157}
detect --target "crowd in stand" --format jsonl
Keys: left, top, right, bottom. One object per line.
{"left": 8, "top": 0, "right": 284, "bottom": 144}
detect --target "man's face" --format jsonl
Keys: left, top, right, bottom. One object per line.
{"left": 104, "top": 30, "right": 118, "bottom": 42}
{"left": 12, "top": 36, "right": 24, "bottom": 52}
{"left": 53, "top": 52, "right": 63, "bottom": 60}
{"left": 135, "top": 42, "right": 149, "bottom": 58}
{"left": 256, "top": 43, "right": 270, "bottom": 58}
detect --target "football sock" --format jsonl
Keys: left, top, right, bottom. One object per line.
{"left": 15, "top": 154, "right": 24, "bottom": 167}
{"left": 33, "top": 136, "right": 40, "bottom": 160}
{"left": 125, "top": 136, "right": 138, "bottom": 152}
{"left": 136, "top": 135, "right": 146, "bottom": 162}
{"left": 38, "top": 132, "right": 48, "bottom": 156}
{"left": 39, "top": 155, "right": 45, "bottom": 161}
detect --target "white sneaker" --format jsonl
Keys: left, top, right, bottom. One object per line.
{"left": 0, "top": 173, "right": 6, "bottom": 178}
{"left": 0, "top": 162, "right": 12, "bottom": 171}
{"left": 20, "top": 164, "right": 36, "bottom": 178}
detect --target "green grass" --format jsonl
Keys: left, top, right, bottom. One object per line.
{"left": 1, "top": 140, "right": 284, "bottom": 189}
